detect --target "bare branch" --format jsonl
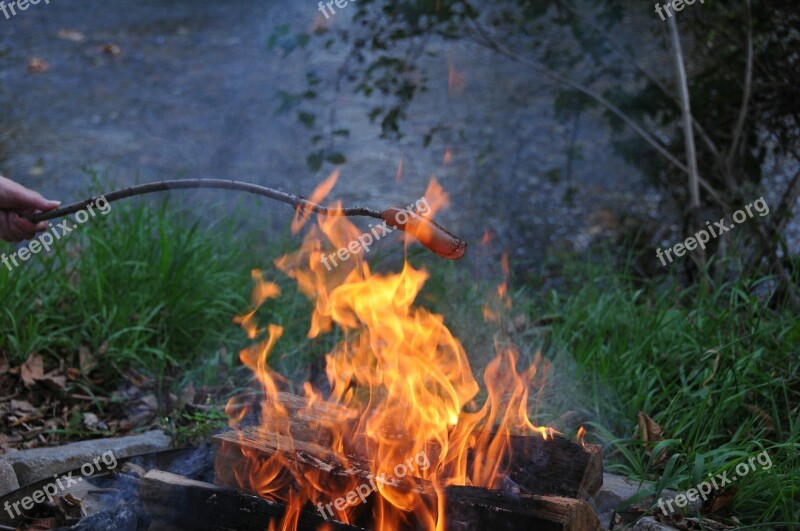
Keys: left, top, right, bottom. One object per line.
{"left": 463, "top": 18, "right": 729, "bottom": 209}
{"left": 555, "top": 0, "right": 721, "bottom": 158}
{"left": 727, "top": 0, "right": 753, "bottom": 166}
{"left": 668, "top": 15, "right": 705, "bottom": 271}
{"left": 25, "top": 179, "right": 381, "bottom": 223}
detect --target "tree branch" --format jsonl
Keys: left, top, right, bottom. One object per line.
{"left": 22, "top": 179, "right": 468, "bottom": 261}
{"left": 668, "top": 14, "right": 706, "bottom": 273}
{"left": 25, "top": 179, "right": 382, "bottom": 223}
{"left": 463, "top": 18, "right": 729, "bottom": 210}
{"left": 554, "top": 0, "right": 721, "bottom": 158}
{"left": 727, "top": 0, "right": 753, "bottom": 167}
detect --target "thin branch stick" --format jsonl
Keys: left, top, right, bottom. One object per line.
{"left": 554, "top": 0, "right": 721, "bottom": 158}
{"left": 25, "top": 179, "right": 382, "bottom": 223}
{"left": 668, "top": 14, "right": 706, "bottom": 273}
{"left": 23, "top": 179, "right": 467, "bottom": 260}
{"left": 727, "top": 0, "right": 753, "bottom": 166}
{"left": 462, "top": 18, "right": 730, "bottom": 210}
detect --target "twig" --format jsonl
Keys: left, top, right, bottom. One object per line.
{"left": 24, "top": 179, "right": 467, "bottom": 260}
{"left": 668, "top": 14, "right": 706, "bottom": 275}
{"left": 727, "top": 0, "right": 753, "bottom": 167}
{"left": 554, "top": 0, "right": 721, "bottom": 158}
{"left": 463, "top": 17, "right": 730, "bottom": 210}
{"left": 26, "top": 179, "right": 382, "bottom": 223}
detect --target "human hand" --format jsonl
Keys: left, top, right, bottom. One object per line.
{"left": 0, "top": 176, "right": 61, "bottom": 242}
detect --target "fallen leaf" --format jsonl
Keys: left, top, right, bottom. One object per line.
{"left": 21, "top": 353, "right": 45, "bottom": 388}
{"left": 78, "top": 346, "right": 98, "bottom": 374}
{"left": 637, "top": 411, "right": 668, "bottom": 464}
{"left": 38, "top": 371, "right": 66, "bottom": 392}
{"left": 743, "top": 404, "right": 775, "bottom": 432}
{"left": 705, "top": 486, "right": 737, "bottom": 514}
{"left": 27, "top": 57, "right": 50, "bottom": 73}
{"left": 637, "top": 411, "right": 664, "bottom": 443}
{"left": 101, "top": 43, "right": 121, "bottom": 56}
{"left": 10, "top": 399, "right": 34, "bottom": 412}
{"left": 82, "top": 412, "right": 99, "bottom": 430}
{"left": 57, "top": 28, "right": 86, "bottom": 42}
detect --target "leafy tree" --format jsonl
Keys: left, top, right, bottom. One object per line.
{"left": 276, "top": 0, "right": 800, "bottom": 305}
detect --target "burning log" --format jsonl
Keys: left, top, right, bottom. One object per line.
{"left": 140, "top": 470, "right": 598, "bottom": 531}
{"left": 505, "top": 434, "right": 603, "bottom": 498}
{"left": 217, "top": 392, "right": 603, "bottom": 499}
{"left": 139, "top": 470, "right": 366, "bottom": 531}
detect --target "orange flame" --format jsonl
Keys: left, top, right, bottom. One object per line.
{"left": 220, "top": 177, "right": 555, "bottom": 530}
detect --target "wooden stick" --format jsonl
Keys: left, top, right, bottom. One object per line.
{"left": 24, "top": 179, "right": 467, "bottom": 260}
{"left": 25, "top": 179, "right": 381, "bottom": 223}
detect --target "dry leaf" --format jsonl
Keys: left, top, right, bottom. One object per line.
{"left": 10, "top": 399, "right": 35, "bottom": 412}
{"left": 637, "top": 411, "right": 664, "bottom": 443}
{"left": 38, "top": 371, "right": 66, "bottom": 392}
{"left": 27, "top": 58, "right": 50, "bottom": 73}
{"left": 79, "top": 346, "right": 98, "bottom": 374}
{"left": 82, "top": 412, "right": 99, "bottom": 430}
{"left": 57, "top": 28, "right": 86, "bottom": 42}
{"left": 101, "top": 43, "right": 121, "bottom": 56}
{"left": 705, "top": 487, "right": 737, "bottom": 514}
{"left": 743, "top": 404, "right": 775, "bottom": 432}
{"left": 637, "top": 411, "right": 668, "bottom": 464}
{"left": 21, "top": 353, "right": 45, "bottom": 388}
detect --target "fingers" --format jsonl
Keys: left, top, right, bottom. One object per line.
{"left": 0, "top": 176, "right": 61, "bottom": 212}
{"left": 0, "top": 211, "right": 44, "bottom": 242}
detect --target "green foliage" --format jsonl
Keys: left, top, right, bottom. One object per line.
{"left": 0, "top": 199, "right": 255, "bottom": 390}
{"left": 535, "top": 256, "right": 800, "bottom": 525}
{"left": 162, "top": 407, "right": 228, "bottom": 447}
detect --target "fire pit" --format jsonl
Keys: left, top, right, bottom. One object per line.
{"left": 140, "top": 178, "right": 603, "bottom": 530}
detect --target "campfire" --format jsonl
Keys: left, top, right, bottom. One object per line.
{"left": 142, "top": 176, "right": 603, "bottom": 530}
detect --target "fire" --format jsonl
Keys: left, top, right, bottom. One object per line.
{"left": 219, "top": 178, "right": 556, "bottom": 530}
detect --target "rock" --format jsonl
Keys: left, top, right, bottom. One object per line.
{"left": 593, "top": 473, "right": 704, "bottom": 528}
{"left": 0, "top": 460, "right": 20, "bottom": 497}
{"left": 631, "top": 516, "right": 680, "bottom": 530}
{"left": 0, "top": 430, "right": 171, "bottom": 487}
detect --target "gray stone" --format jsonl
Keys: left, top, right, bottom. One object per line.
{"left": 0, "top": 459, "right": 20, "bottom": 497}
{"left": 593, "top": 473, "right": 704, "bottom": 529}
{"left": 631, "top": 516, "right": 680, "bottom": 530}
{"left": 0, "top": 430, "right": 170, "bottom": 487}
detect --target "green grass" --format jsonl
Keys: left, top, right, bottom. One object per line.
{"left": 0, "top": 199, "right": 264, "bottom": 393}
{"left": 530, "top": 257, "right": 800, "bottom": 527}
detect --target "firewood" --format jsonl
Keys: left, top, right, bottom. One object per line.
{"left": 139, "top": 469, "right": 365, "bottom": 531}
{"left": 217, "top": 392, "right": 602, "bottom": 498}
{"left": 141, "top": 469, "right": 599, "bottom": 531}
{"left": 213, "top": 427, "right": 601, "bottom": 530}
